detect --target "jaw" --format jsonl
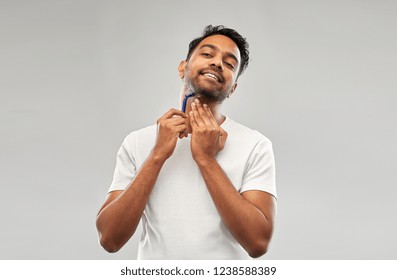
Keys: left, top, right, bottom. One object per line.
{"left": 182, "top": 70, "right": 231, "bottom": 104}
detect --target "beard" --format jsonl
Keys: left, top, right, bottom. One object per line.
{"left": 184, "top": 66, "right": 229, "bottom": 103}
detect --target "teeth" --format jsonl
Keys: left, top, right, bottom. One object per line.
{"left": 203, "top": 73, "right": 218, "bottom": 81}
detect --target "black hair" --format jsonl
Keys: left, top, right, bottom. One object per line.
{"left": 186, "top": 25, "right": 250, "bottom": 78}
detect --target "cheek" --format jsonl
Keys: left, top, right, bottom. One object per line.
{"left": 225, "top": 73, "right": 237, "bottom": 85}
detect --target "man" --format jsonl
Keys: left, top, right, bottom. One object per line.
{"left": 96, "top": 25, "right": 277, "bottom": 259}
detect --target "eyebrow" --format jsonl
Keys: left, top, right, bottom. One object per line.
{"left": 199, "top": 44, "right": 239, "bottom": 64}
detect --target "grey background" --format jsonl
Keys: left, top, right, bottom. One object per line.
{"left": 1, "top": 0, "right": 396, "bottom": 259}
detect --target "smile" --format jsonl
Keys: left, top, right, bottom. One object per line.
{"left": 200, "top": 69, "right": 223, "bottom": 83}
{"left": 203, "top": 73, "right": 218, "bottom": 81}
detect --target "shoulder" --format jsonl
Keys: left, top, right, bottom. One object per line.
{"left": 122, "top": 124, "right": 157, "bottom": 149}
{"left": 223, "top": 117, "right": 272, "bottom": 147}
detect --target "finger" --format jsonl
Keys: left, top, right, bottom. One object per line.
{"left": 166, "top": 124, "right": 188, "bottom": 140}
{"left": 219, "top": 127, "right": 228, "bottom": 140}
{"left": 191, "top": 102, "right": 205, "bottom": 127}
{"left": 163, "top": 116, "right": 188, "bottom": 126}
{"left": 157, "top": 108, "right": 188, "bottom": 123}
{"left": 174, "top": 124, "right": 188, "bottom": 134}
{"left": 189, "top": 111, "right": 199, "bottom": 130}
{"left": 157, "top": 117, "right": 188, "bottom": 132}
{"left": 195, "top": 101, "right": 213, "bottom": 127}
{"left": 203, "top": 103, "right": 219, "bottom": 128}
{"left": 218, "top": 128, "right": 228, "bottom": 150}
{"left": 178, "top": 131, "right": 188, "bottom": 139}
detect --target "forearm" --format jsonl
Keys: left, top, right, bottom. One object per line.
{"left": 196, "top": 158, "right": 273, "bottom": 257}
{"left": 96, "top": 152, "right": 166, "bottom": 252}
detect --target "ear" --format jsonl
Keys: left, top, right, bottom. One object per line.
{"left": 228, "top": 82, "right": 238, "bottom": 98}
{"left": 178, "top": 60, "right": 187, "bottom": 79}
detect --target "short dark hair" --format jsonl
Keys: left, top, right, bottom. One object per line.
{"left": 186, "top": 25, "right": 250, "bottom": 78}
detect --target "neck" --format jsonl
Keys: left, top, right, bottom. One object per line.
{"left": 179, "top": 87, "right": 225, "bottom": 126}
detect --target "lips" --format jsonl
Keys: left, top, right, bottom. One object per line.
{"left": 201, "top": 70, "right": 223, "bottom": 83}
{"left": 203, "top": 73, "right": 218, "bottom": 81}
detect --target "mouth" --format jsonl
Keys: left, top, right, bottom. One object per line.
{"left": 201, "top": 71, "right": 223, "bottom": 83}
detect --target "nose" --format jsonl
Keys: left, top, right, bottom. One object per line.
{"left": 210, "top": 56, "right": 223, "bottom": 71}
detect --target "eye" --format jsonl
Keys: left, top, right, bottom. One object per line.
{"left": 224, "top": 61, "right": 235, "bottom": 70}
{"left": 201, "top": 53, "right": 212, "bottom": 57}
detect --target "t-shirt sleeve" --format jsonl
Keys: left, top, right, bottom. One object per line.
{"left": 108, "top": 136, "right": 136, "bottom": 193}
{"left": 240, "top": 137, "right": 277, "bottom": 199}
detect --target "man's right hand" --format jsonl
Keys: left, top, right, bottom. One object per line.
{"left": 97, "top": 109, "right": 188, "bottom": 252}
{"left": 152, "top": 108, "right": 188, "bottom": 161}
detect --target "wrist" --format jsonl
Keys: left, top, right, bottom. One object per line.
{"left": 149, "top": 149, "right": 169, "bottom": 165}
{"left": 194, "top": 154, "right": 217, "bottom": 167}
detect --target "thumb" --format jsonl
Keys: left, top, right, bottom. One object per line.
{"left": 218, "top": 128, "right": 228, "bottom": 151}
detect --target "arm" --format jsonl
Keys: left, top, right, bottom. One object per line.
{"left": 189, "top": 99, "right": 276, "bottom": 258}
{"left": 96, "top": 109, "right": 188, "bottom": 253}
{"left": 195, "top": 158, "right": 276, "bottom": 258}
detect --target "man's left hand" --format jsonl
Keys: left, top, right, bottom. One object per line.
{"left": 189, "top": 99, "right": 227, "bottom": 163}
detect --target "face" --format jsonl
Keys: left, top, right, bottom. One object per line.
{"left": 179, "top": 35, "right": 240, "bottom": 103}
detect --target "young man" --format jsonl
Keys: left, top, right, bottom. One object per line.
{"left": 96, "top": 25, "right": 277, "bottom": 259}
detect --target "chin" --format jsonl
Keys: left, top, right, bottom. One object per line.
{"left": 189, "top": 78, "right": 227, "bottom": 102}
{"left": 195, "top": 90, "right": 227, "bottom": 103}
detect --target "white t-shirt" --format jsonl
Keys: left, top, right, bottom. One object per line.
{"left": 109, "top": 117, "right": 276, "bottom": 259}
